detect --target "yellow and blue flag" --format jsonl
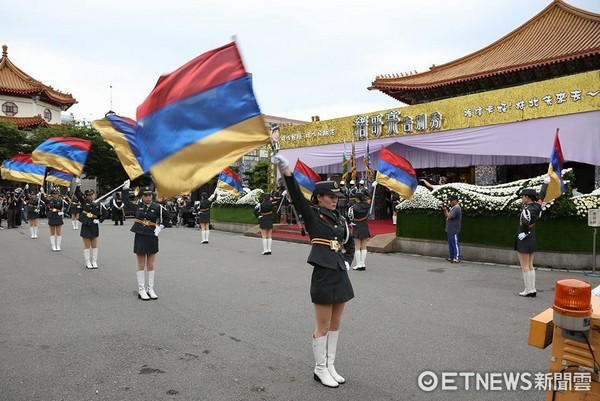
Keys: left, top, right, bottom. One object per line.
{"left": 375, "top": 148, "right": 418, "bottom": 199}
{"left": 1, "top": 154, "right": 45, "bottom": 185}
{"left": 293, "top": 159, "right": 321, "bottom": 200}
{"left": 544, "top": 129, "right": 565, "bottom": 202}
{"left": 47, "top": 169, "right": 74, "bottom": 187}
{"left": 135, "top": 41, "right": 270, "bottom": 197}
{"left": 217, "top": 167, "right": 244, "bottom": 198}
{"left": 92, "top": 114, "right": 144, "bottom": 180}
{"left": 32, "top": 137, "right": 92, "bottom": 176}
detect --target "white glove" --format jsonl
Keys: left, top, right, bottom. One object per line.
{"left": 272, "top": 154, "right": 289, "bottom": 170}
{"left": 123, "top": 179, "right": 130, "bottom": 190}
{"left": 208, "top": 194, "right": 216, "bottom": 201}
{"left": 93, "top": 219, "right": 100, "bottom": 224}
{"left": 39, "top": 187, "right": 44, "bottom": 194}
{"left": 372, "top": 181, "right": 378, "bottom": 188}
{"left": 34, "top": 209, "right": 39, "bottom": 213}
{"left": 75, "top": 177, "right": 81, "bottom": 186}
{"left": 543, "top": 175, "right": 551, "bottom": 184}
{"left": 58, "top": 212, "right": 64, "bottom": 217}
{"left": 154, "top": 224, "right": 164, "bottom": 236}
{"left": 518, "top": 232, "right": 528, "bottom": 241}
{"left": 344, "top": 261, "right": 350, "bottom": 271}
{"left": 25, "top": 184, "right": 29, "bottom": 190}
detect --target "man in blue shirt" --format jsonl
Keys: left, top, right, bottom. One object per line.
{"left": 443, "top": 194, "right": 462, "bottom": 263}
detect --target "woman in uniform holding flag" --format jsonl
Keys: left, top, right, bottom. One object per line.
{"left": 349, "top": 192, "right": 371, "bottom": 271}
{"left": 42, "top": 188, "right": 68, "bottom": 251}
{"left": 122, "top": 180, "right": 171, "bottom": 301}
{"left": 254, "top": 193, "right": 274, "bottom": 255}
{"left": 197, "top": 192, "right": 213, "bottom": 244}
{"left": 68, "top": 194, "right": 82, "bottom": 230}
{"left": 25, "top": 185, "right": 44, "bottom": 239}
{"left": 273, "top": 153, "right": 354, "bottom": 389}
{"left": 74, "top": 179, "right": 108, "bottom": 268}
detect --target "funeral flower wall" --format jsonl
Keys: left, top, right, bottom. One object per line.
{"left": 213, "top": 187, "right": 264, "bottom": 206}
{"left": 396, "top": 169, "right": 600, "bottom": 219}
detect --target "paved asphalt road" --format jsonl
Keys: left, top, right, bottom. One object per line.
{"left": 1, "top": 220, "right": 598, "bottom": 401}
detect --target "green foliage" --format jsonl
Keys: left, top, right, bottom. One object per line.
{"left": 0, "top": 121, "right": 27, "bottom": 161}
{"left": 243, "top": 160, "right": 270, "bottom": 192}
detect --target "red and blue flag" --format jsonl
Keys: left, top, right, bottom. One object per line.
{"left": 375, "top": 148, "right": 418, "bottom": 199}
{"left": 92, "top": 113, "right": 144, "bottom": 180}
{"left": 134, "top": 41, "right": 270, "bottom": 197}
{"left": 1, "top": 154, "right": 46, "bottom": 185}
{"left": 32, "top": 137, "right": 92, "bottom": 176}
{"left": 293, "top": 159, "right": 321, "bottom": 200}
{"left": 544, "top": 129, "right": 565, "bottom": 202}
{"left": 217, "top": 167, "right": 244, "bottom": 198}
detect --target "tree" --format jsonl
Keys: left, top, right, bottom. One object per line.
{"left": 0, "top": 121, "right": 27, "bottom": 162}
{"left": 243, "top": 160, "right": 270, "bottom": 191}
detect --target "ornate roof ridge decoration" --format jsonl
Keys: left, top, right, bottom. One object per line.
{"left": 0, "top": 44, "right": 77, "bottom": 108}
{"left": 0, "top": 115, "right": 49, "bottom": 128}
{"left": 369, "top": 0, "right": 600, "bottom": 104}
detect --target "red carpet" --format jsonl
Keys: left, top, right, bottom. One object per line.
{"left": 271, "top": 218, "right": 397, "bottom": 243}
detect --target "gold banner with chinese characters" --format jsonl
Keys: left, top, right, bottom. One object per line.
{"left": 279, "top": 70, "right": 599, "bottom": 149}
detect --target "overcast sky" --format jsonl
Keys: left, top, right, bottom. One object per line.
{"left": 2, "top": 0, "right": 599, "bottom": 124}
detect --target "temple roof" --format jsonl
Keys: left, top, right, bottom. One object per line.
{"left": 369, "top": 0, "right": 600, "bottom": 104}
{"left": 0, "top": 115, "right": 49, "bottom": 128}
{"left": 0, "top": 44, "right": 77, "bottom": 108}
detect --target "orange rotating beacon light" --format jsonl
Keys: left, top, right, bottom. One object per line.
{"left": 528, "top": 279, "right": 599, "bottom": 401}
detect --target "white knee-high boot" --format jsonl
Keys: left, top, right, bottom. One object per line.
{"left": 30, "top": 227, "right": 35, "bottom": 238}
{"left": 519, "top": 271, "right": 528, "bottom": 296}
{"left": 205, "top": 230, "right": 210, "bottom": 243}
{"left": 352, "top": 251, "right": 361, "bottom": 269}
{"left": 267, "top": 238, "right": 272, "bottom": 253}
{"left": 50, "top": 235, "right": 57, "bottom": 251}
{"left": 33, "top": 226, "right": 38, "bottom": 238}
{"left": 201, "top": 230, "right": 207, "bottom": 243}
{"left": 147, "top": 270, "right": 158, "bottom": 299}
{"left": 137, "top": 271, "right": 149, "bottom": 300}
{"left": 327, "top": 331, "right": 346, "bottom": 384}
{"left": 312, "top": 335, "right": 338, "bottom": 388}
{"left": 91, "top": 248, "right": 98, "bottom": 268}
{"left": 83, "top": 249, "right": 93, "bottom": 269}
{"left": 262, "top": 238, "right": 268, "bottom": 254}
{"left": 392, "top": 215, "right": 397, "bottom": 225}
{"left": 56, "top": 236, "right": 62, "bottom": 251}
{"left": 361, "top": 249, "right": 368, "bottom": 269}
{"left": 529, "top": 270, "right": 536, "bottom": 294}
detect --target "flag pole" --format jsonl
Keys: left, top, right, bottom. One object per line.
{"left": 95, "top": 182, "right": 127, "bottom": 203}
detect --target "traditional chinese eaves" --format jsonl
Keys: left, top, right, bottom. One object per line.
{"left": 0, "top": 115, "right": 48, "bottom": 128}
{"left": 369, "top": 0, "right": 600, "bottom": 105}
{"left": 0, "top": 45, "right": 77, "bottom": 109}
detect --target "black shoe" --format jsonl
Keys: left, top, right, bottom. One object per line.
{"left": 525, "top": 292, "right": 537, "bottom": 298}
{"left": 355, "top": 266, "right": 366, "bottom": 271}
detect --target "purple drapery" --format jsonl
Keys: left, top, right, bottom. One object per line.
{"left": 279, "top": 111, "right": 600, "bottom": 175}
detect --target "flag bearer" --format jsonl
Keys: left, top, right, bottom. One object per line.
{"left": 74, "top": 178, "right": 108, "bottom": 268}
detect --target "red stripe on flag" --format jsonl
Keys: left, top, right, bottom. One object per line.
{"left": 136, "top": 42, "right": 247, "bottom": 120}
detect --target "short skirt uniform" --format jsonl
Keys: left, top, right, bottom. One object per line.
{"left": 515, "top": 231, "right": 537, "bottom": 253}
{"left": 80, "top": 223, "right": 99, "bottom": 238}
{"left": 352, "top": 221, "right": 371, "bottom": 239}
{"left": 134, "top": 233, "right": 159, "bottom": 254}
{"left": 27, "top": 208, "right": 40, "bottom": 220}
{"left": 310, "top": 266, "right": 354, "bottom": 304}
{"left": 48, "top": 215, "right": 64, "bottom": 226}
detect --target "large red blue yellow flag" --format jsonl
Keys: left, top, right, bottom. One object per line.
{"left": 1, "top": 154, "right": 45, "bottom": 185}
{"left": 32, "top": 137, "right": 92, "bottom": 176}
{"left": 135, "top": 41, "right": 270, "bottom": 197}
{"left": 544, "top": 129, "right": 565, "bottom": 202}
{"left": 217, "top": 167, "right": 244, "bottom": 198}
{"left": 375, "top": 148, "right": 418, "bottom": 199}
{"left": 92, "top": 113, "right": 144, "bottom": 180}
{"left": 46, "top": 169, "right": 74, "bottom": 187}
{"left": 293, "top": 159, "right": 321, "bottom": 200}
